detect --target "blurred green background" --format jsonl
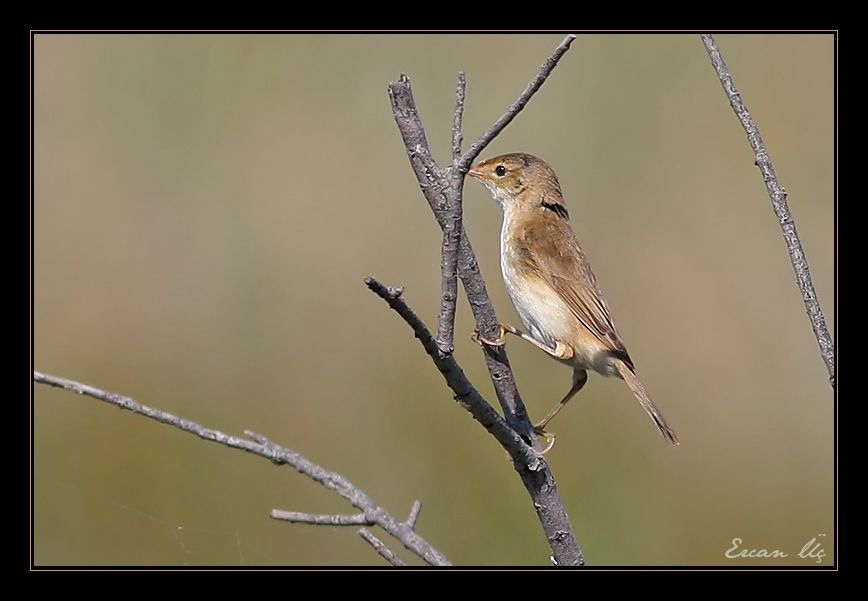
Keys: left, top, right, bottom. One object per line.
{"left": 34, "top": 34, "right": 834, "bottom": 566}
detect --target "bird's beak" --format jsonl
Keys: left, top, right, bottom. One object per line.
{"left": 467, "top": 167, "right": 484, "bottom": 179}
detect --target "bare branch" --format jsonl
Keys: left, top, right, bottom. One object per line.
{"left": 359, "top": 528, "right": 407, "bottom": 566}
{"left": 270, "top": 511, "right": 371, "bottom": 526}
{"left": 406, "top": 500, "right": 423, "bottom": 529}
{"left": 33, "top": 370, "right": 451, "bottom": 567}
{"left": 452, "top": 72, "right": 466, "bottom": 163}
{"left": 365, "top": 277, "right": 540, "bottom": 466}
{"left": 365, "top": 277, "right": 583, "bottom": 566}
{"left": 388, "top": 74, "right": 448, "bottom": 217}
{"left": 434, "top": 72, "right": 468, "bottom": 355}
{"left": 383, "top": 35, "right": 583, "bottom": 566}
{"left": 384, "top": 34, "right": 583, "bottom": 566}
{"left": 389, "top": 75, "right": 534, "bottom": 441}
{"left": 459, "top": 34, "right": 577, "bottom": 170}
{"left": 700, "top": 34, "right": 835, "bottom": 388}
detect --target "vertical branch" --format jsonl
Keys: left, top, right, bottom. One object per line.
{"left": 385, "top": 34, "right": 584, "bottom": 566}
{"left": 456, "top": 235, "right": 534, "bottom": 439}
{"left": 452, "top": 72, "right": 466, "bottom": 163}
{"left": 435, "top": 72, "right": 467, "bottom": 354}
{"left": 389, "top": 76, "right": 534, "bottom": 440}
{"left": 388, "top": 74, "right": 450, "bottom": 219}
{"left": 701, "top": 34, "right": 835, "bottom": 387}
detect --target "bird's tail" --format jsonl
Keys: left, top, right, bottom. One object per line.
{"left": 614, "top": 360, "right": 679, "bottom": 445}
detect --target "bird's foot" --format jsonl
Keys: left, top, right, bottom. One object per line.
{"left": 471, "top": 324, "right": 507, "bottom": 347}
{"left": 532, "top": 426, "right": 557, "bottom": 454}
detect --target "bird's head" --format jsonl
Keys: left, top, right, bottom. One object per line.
{"left": 468, "top": 153, "right": 564, "bottom": 212}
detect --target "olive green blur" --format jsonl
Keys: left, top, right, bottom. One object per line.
{"left": 34, "top": 34, "right": 834, "bottom": 566}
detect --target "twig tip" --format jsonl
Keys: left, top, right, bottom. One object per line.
{"left": 244, "top": 430, "right": 270, "bottom": 445}
{"left": 406, "top": 500, "right": 423, "bottom": 529}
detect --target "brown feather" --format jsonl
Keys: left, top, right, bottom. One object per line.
{"left": 470, "top": 152, "right": 678, "bottom": 444}
{"left": 615, "top": 360, "right": 679, "bottom": 445}
{"left": 514, "top": 210, "right": 633, "bottom": 370}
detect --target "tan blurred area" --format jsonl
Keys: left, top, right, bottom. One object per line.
{"left": 34, "top": 34, "right": 834, "bottom": 566}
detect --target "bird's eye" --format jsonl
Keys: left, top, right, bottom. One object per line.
{"left": 494, "top": 165, "right": 507, "bottom": 177}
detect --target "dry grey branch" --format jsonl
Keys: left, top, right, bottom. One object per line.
{"left": 390, "top": 71, "right": 533, "bottom": 435}
{"left": 434, "top": 72, "right": 468, "bottom": 355}
{"left": 382, "top": 33, "right": 583, "bottom": 567}
{"left": 365, "top": 278, "right": 584, "bottom": 565}
{"left": 359, "top": 528, "right": 407, "bottom": 566}
{"left": 701, "top": 34, "right": 835, "bottom": 387}
{"left": 270, "top": 511, "right": 371, "bottom": 526}
{"left": 33, "top": 370, "right": 450, "bottom": 566}
{"left": 452, "top": 72, "right": 466, "bottom": 164}
{"left": 365, "top": 277, "right": 542, "bottom": 467}
{"left": 366, "top": 278, "right": 581, "bottom": 566}
{"left": 366, "top": 278, "right": 582, "bottom": 565}
{"left": 406, "top": 500, "right": 423, "bottom": 529}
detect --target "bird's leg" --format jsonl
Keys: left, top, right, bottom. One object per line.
{"left": 534, "top": 369, "right": 588, "bottom": 435}
{"left": 473, "top": 324, "right": 574, "bottom": 361}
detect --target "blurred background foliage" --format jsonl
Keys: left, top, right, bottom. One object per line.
{"left": 34, "top": 34, "right": 834, "bottom": 566}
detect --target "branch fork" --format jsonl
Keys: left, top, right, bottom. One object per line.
{"left": 34, "top": 371, "right": 449, "bottom": 567}
{"left": 374, "top": 34, "right": 584, "bottom": 566}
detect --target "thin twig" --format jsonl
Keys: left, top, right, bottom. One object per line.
{"left": 270, "top": 511, "right": 371, "bottom": 526}
{"left": 33, "top": 370, "right": 451, "bottom": 566}
{"left": 434, "top": 72, "right": 468, "bottom": 355}
{"left": 700, "top": 34, "right": 835, "bottom": 388}
{"left": 359, "top": 528, "right": 407, "bottom": 566}
{"left": 452, "top": 72, "right": 466, "bottom": 164}
{"left": 406, "top": 500, "right": 422, "bottom": 529}
{"left": 366, "top": 278, "right": 582, "bottom": 566}
{"left": 459, "top": 34, "right": 577, "bottom": 170}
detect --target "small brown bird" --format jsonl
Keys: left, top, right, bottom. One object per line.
{"left": 468, "top": 153, "right": 678, "bottom": 446}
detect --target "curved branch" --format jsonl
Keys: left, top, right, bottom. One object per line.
{"left": 33, "top": 371, "right": 451, "bottom": 567}
{"left": 701, "top": 34, "right": 835, "bottom": 387}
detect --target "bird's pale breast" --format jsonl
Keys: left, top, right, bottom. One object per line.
{"left": 500, "top": 210, "right": 617, "bottom": 375}
{"left": 501, "top": 224, "right": 574, "bottom": 356}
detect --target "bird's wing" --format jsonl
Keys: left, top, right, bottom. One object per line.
{"left": 518, "top": 216, "right": 634, "bottom": 370}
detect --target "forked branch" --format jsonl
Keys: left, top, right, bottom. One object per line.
{"left": 379, "top": 34, "right": 584, "bottom": 566}
{"left": 33, "top": 371, "right": 449, "bottom": 567}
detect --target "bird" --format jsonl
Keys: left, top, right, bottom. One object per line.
{"left": 468, "top": 152, "right": 678, "bottom": 446}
